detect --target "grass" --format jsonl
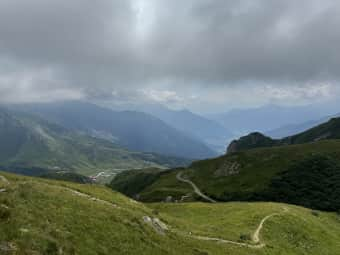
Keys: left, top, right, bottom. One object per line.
{"left": 135, "top": 140, "right": 340, "bottom": 202}
{"left": 1, "top": 171, "right": 340, "bottom": 254}
{"left": 139, "top": 169, "right": 193, "bottom": 202}
{"left": 0, "top": 172, "right": 194, "bottom": 254}
{"left": 150, "top": 202, "right": 340, "bottom": 254}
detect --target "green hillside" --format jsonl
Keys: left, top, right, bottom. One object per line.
{"left": 14, "top": 101, "right": 217, "bottom": 159}
{"left": 1, "top": 172, "right": 340, "bottom": 254}
{"left": 39, "top": 171, "right": 94, "bottom": 184}
{"left": 116, "top": 140, "right": 340, "bottom": 211}
{"left": 0, "top": 108, "right": 189, "bottom": 181}
{"left": 108, "top": 168, "right": 166, "bottom": 198}
{"left": 227, "top": 117, "right": 340, "bottom": 153}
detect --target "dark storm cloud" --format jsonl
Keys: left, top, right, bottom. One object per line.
{"left": 0, "top": 0, "right": 339, "bottom": 106}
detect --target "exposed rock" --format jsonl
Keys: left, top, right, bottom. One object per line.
{"left": 313, "top": 132, "right": 331, "bottom": 141}
{"left": 179, "top": 194, "right": 192, "bottom": 202}
{"left": 143, "top": 216, "right": 168, "bottom": 235}
{"left": 0, "top": 175, "right": 10, "bottom": 185}
{"left": 165, "top": 196, "right": 173, "bottom": 203}
{"left": 134, "top": 194, "right": 141, "bottom": 201}
{"left": 226, "top": 132, "right": 277, "bottom": 154}
{"left": 214, "top": 161, "right": 240, "bottom": 177}
{"left": 153, "top": 218, "right": 168, "bottom": 231}
{"left": 20, "top": 228, "right": 29, "bottom": 233}
{"left": 0, "top": 242, "right": 17, "bottom": 252}
{"left": 1, "top": 204, "right": 9, "bottom": 209}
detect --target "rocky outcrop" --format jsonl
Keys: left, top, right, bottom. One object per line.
{"left": 143, "top": 216, "right": 168, "bottom": 235}
{"left": 214, "top": 161, "right": 240, "bottom": 177}
{"left": 226, "top": 132, "right": 277, "bottom": 154}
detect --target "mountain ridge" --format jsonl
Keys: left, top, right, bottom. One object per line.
{"left": 11, "top": 101, "right": 216, "bottom": 159}
{"left": 110, "top": 116, "right": 340, "bottom": 211}
{"left": 125, "top": 103, "right": 234, "bottom": 152}
{"left": 0, "top": 107, "right": 190, "bottom": 180}
{"left": 227, "top": 116, "right": 340, "bottom": 153}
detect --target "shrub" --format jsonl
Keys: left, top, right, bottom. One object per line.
{"left": 264, "top": 154, "right": 340, "bottom": 211}
{"left": 0, "top": 206, "right": 11, "bottom": 220}
{"left": 239, "top": 233, "right": 251, "bottom": 242}
{"left": 311, "top": 211, "right": 320, "bottom": 217}
{"left": 45, "top": 240, "right": 58, "bottom": 255}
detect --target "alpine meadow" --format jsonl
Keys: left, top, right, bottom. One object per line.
{"left": 1, "top": 0, "right": 340, "bottom": 254}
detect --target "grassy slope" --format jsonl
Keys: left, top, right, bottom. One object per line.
{"left": 138, "top": 140, "right": 340, "bottom": 201}
{"left": 0, "top": 109, "right": 189, "bottom": 180}
{"left": 283, "top": 117, "right": 340, "bottom": 144}
{"left": 0, "top": 172, "right": 197, "bottom": 255}
{"left": 151, "top": 202, "right": 340, "bottom": 255}
{"left": 15, "top": 101, "right": 216, "bottom": 159}
{"left": 108, "top": 168, "right": 165, "bottom": 197}
{"left": 1, "top": 172, "right": 340, "bottom": 254}
{"left": 139, "top": 169, "right": 193, "bottom": 202}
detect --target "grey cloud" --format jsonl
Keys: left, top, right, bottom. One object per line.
{"left": 0, "top": 0, "right": 340, "bottom": 108}
{"left": 144, "top": 0, "right": 340, "bottom": 83}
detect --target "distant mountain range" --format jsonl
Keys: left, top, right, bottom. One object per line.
{"left": 126, "top": 104, "right": 234, "bottom": 153}
{"left": 11, "top": 101, "right": 217, "bottom": 159}
{"left": 265, "top": 113, "right": 340, "bottom": 138}
{"left": 0, "top": 107, "right": 190, "bottom": 179}
{"left": 210, "top": 103, "right": 340, "bottom": 135}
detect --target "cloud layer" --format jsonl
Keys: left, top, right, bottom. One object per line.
{"left": 0, "top": 0, "right": 340, "bottom": 110}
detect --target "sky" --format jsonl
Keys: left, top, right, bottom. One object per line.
{"left": 0, "top": 0, "right": 340, "bottom": 113}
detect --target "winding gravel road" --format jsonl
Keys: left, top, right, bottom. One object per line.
{"left": 176, "top": 172, "right": 216, "bottom": 203}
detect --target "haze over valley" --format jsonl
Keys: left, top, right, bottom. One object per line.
{"left": 1, "top": 0, "right": 340, "bottom": 254}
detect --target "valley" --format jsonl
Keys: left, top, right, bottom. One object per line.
{"left": 1, "top": 1, "right": 340, "bottom": 253}
{"left": 0, "top": 107, "right": 190, "bottom": 183}
{"left": 2, "top": 102, "right": 340, "bottom": 254}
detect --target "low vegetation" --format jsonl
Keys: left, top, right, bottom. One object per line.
{"left": 39, "top": 171, "right": 94, "bottom": 184}
{"left": 108, "top": 168, "right": 165, "bottom": 197}
{"left": 1, "top": 172, "right": 340, "bottom": 254}
{"left": 262, "top": 154, "right": 340, "bottom": 211}
{"left": 120, "top": 140, "right": 340, "bottom": 211}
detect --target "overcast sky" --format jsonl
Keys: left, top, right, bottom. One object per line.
{"left": 0, "top": 0, "right": 340, "bottom": 113}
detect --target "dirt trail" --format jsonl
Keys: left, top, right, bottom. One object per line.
{"left": 174, "top": 208, "right": 286, "bottom": 249}
{"left": 0, "top": 175, "right": 10, "bottom": 193}
{"left": 176, "top": 172, "right": 216, "bottom": 203}
{"left": 7, "top": 175, "right": 287, "bottom": 249}
{"left": 175, "top": 171, "right": 289, "bottom": 248}
{"left": 252, "top": 213, "right": 279, "bottom": 243}
{"left": 0, "top": 175, "right": 10, "bottom": 185}
{"left": 63, "top": 187, "right": 119, "bottom": 208}
{"left": 19, "top": 180, "right": 120, "bottom": 209}
{"left": 62, "top": 182, "right": 278, "bottom": 247}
